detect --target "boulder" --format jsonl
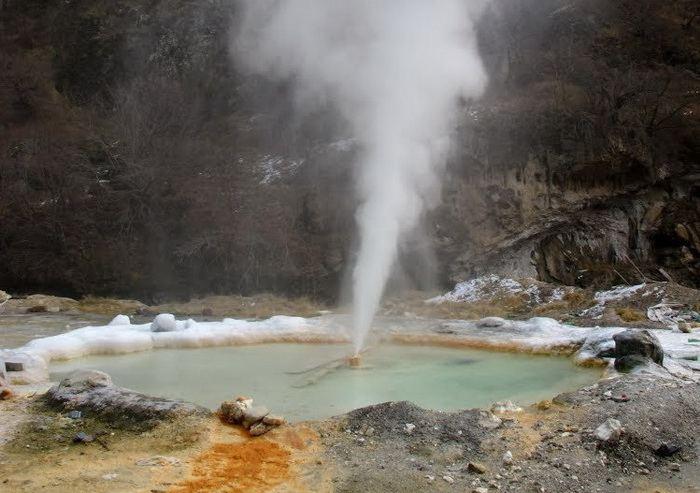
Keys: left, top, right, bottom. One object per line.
{"left": 594, "top": 418, "right": 622, "bottom": 443}
{"left": 613, "top": 329, "right": 664, "bottom": 364}
{"left": 614, "top": 354, "right": 653, "bottom": 372}
{"left": 46, "top": 370, "right": 209, "bottom": 424}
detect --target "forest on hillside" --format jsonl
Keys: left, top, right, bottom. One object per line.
{"left": 0, "top": 0, "right": 698, "bottom": 302}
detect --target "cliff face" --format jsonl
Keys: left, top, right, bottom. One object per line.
{"left": 0, "top": 0, "right": 698, "bottom": 300}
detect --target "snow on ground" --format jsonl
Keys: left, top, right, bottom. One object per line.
{"left": 579, "top": 283, "right": 650, "bottom": 317}
{"left": 427, "top": 275, "right": 572, "bottom": 305}
{"left": 2, "top": 312, "right": 698, "bottom": 385}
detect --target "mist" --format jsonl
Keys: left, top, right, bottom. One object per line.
{"left": 233, "top": 0, "right": 488, "bottom": 352}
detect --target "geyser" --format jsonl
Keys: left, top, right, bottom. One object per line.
{"left": 234, "top": 1, "right": 487, "bottom": 353}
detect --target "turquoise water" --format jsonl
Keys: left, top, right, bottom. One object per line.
{"left": 49, "top": 344, "right": 601, "bottom": 421}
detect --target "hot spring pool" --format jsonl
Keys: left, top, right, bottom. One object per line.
{"left": 49, "top": 344, "right": 601, "bottom": 421}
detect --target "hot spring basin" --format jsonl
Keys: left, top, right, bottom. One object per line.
{"left": 49, "top": 344, "right": 601, "bottom": 421}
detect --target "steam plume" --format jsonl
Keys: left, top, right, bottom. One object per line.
{"left": 234, "top": 1, "right": 488, "bottom": 352}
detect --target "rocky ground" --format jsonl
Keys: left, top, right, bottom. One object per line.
{"left": 1, "top": 282, "right": 699, "bottom": 491}
{"left": 0, "top": 328, "right": 698, "bottom": 492}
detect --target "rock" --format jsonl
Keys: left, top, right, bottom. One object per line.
{"left": 614, "top": 354, "right": 653, "bottom": 372}
{"left": 669, "top": 462, "right": 681, "bottom": 471}
{"left": 249, "top": 422, "right": 275, "bottom": 436}
{"left": 477, "top": 411, "right": 502, "bottom": 429}
{"left": 151, "top": 313, "right": 179, "bottom": 332}
{"left": 47, "top": 370, "right": 208, "bottom": 422}
{"left": 476, "top": 317, "right": 506, "bottom": 328}
{"left": 655, "top": 442, "right": 681, "bottom": 457}
{"left": 473, "top": 488, "right": 488, "bottom": 493}
{"left": 491, "top": 401, "right": 522, "bottom": 413}
{"left": 613, "top": 329, "right": 664, "bottom": 364}
{"left": 0, "top": 388, "right": 14, "bottom": 400}
{"left": 442, "top": 475, "right": 455, "bottom": 484}
{"left": 467, "top": 462, "right": 487, "bottom": 474}
{"left": 219, "top": 399, "right": 251, "bottom": 424}
{"left": 102, "top": 473, "right": 118, "bottom": 480}
{"left": 502, "top": 450, "right": 513, "bottom": 466}
{"left": 108, "top": 315, "right": 131, "bottom": 326}
{"left": 5, "top": 362, "right": 24, "bottom": 372}
{"left": 594, "top": 418, "right": 623, "bottom": 443}
{"left": 242, "top": 406, "right": 269, "bottom": 428}
{"left": 404, "top": 423, "right": 416, "bottom": 433}
{"left": 201, "top": 307, "right": 214, "bottom": 317}
{"left": 135, "top": 456, "right": 182, "bottom": 466}
{"left": 61, "top": 369, "right": 112, "bottom": 388}
{"left": 73, "top": 432, "right": 94, "bottom": 443}
{"left": 66, "top": 410, "right": 82, "bottom": 419}
{"left": 262, "top": 414, "right": 285, "bottom": 426}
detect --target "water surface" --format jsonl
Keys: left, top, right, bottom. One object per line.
{"left": 50, "top": 343, "right": 600, "bottom": 421}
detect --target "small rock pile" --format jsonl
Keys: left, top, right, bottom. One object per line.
{"left": 219, "top": 396, "right": 285, "bottom": 436}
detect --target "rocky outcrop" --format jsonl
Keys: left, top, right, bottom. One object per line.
{"left": 45, "top": 370, "right": 210, "bottom": 426}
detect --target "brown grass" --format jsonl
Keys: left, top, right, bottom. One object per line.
{"left": 153, "top": 293, "right": 326, "bottom": 319}
{"left": 616, "top": 307, "right": 646, "bottom": 322}
{"left": 78, "top": 296, "right": 148, "bottom": 315}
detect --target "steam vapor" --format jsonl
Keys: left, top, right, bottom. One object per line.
{"left": 234, "top": 0, "right": 488, "bottom": 353}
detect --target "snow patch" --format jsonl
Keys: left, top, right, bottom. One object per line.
{"left": 258, "top": 154, "right": 305, "bottom": 184}
{"left": 580, "top": 284, "right": 647, "bottom": 318}
{"left": 429, "top": 275, "right": 572, "bottom": 305}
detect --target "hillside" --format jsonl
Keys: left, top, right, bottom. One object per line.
{"left": 0, "top": 0, "right": 698, "bottom": 301}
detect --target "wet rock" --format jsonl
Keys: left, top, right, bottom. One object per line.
{"left": 467, "top": 462, "right": 487, "bottom": 474}
{"left": 613, "top": 329, "right": 664, "bottom": 364}
{"left": 594, "top": 418, "right": 623, "bottom": 444}
{"left": 614, "top": 354, "right": 653, "bottom": 373}
{"left": 655, "top": 442, "right": 681, "bottom": 457}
